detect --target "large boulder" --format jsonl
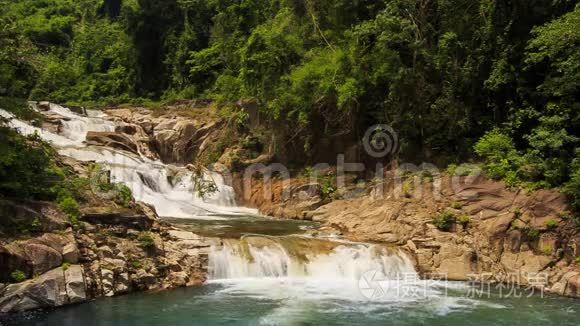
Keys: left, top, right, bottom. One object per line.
{"left": 152, "top": 119, "right": 195, "bottom": 163}
{"left": 29, "top": 231, "right": 79, "bottom": 264}
{"left": 152, "top": 119, "right": 221, "bottom": 163}
{"left": 0, "top": 267, "right": 70, "bottom": 313}
{"left": 23, "top": 243, "right": 63, "bottom": 276}
{"left": 0, "top": 231, "right": 78, "bottom": 282}
{"left": 1, "top": 241, "right": 63, "bottom": 280}
{"left": 0, "top": 264, "right": 87, "bottom": 313}
{"left": 86, "top": 131, "right": 139, "bottom": 155}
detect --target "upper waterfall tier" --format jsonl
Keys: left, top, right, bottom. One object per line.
{"left": 0, "top": 103, "right": 257, "bottom": 218}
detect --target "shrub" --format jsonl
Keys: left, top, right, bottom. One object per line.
{"left": 402, "top": 179, "right": 414, "bottom": 198}
{"left": 137, "top": 232, "right": 155, "bottom": 249}
{"left": 542, "top": 246, "right": 553, "bottom": 255}
{"left": 0, "top": 126, "right": 63, "bottom": 200}
{"left": 57, "top": 195, "right": 80, "bottom": 226}
{"left": 131, "top": 260, "right": 143, "bottom": 269}
{"left": 545, "top": 219, "right": 559, "bottom": 229}
{"left": 433, "top": 211, "right": 456, "bottom": 231}
{"left": 450, "top": 201, "right": 463, "bottom": 209}
{"left": 421, "top": 170, "right": 434, "bottom": 182}
{"left": 526, "top": 228, "right": 540, "bottom": 240}
{"left": 114, "top": 183, "right": 133, "bottom": 207}
{"left": 457, "top": 215, "right": 470, "bottom": 227}
{"left": 30, "top": 217, "right": 42, "bottom": 232}
{"left": 320, "top": 174, "right": 336, "bottom": 198}
{"left": 474, "top": 129, "right": 518, "bottom": 162}
{"left": 474, "top": 130, "right": 522, "bottom": 185}
{"left": 10, "top": 270, "right": 27, "bottom": 283}
{"left": 61, "top": 262, "right": 70, "bottom": 271}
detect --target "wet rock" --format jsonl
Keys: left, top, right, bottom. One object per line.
{"left": 136, "top": 202, "right": 159, "bottom": 222}
{"left": 67, "top": 105, "right": 87, "bottom": 116}
{"left": 41, "top": 112, "right": 67, "bottom": 134}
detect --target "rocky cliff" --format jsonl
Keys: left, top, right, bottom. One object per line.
{"left": 0, "top": 158, "right": 214, "bottom": 315}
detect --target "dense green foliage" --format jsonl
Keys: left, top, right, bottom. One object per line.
{"left": 0, "top": 0, "right": 578, "bottom": 208}
{"left": 0, "top": 125, "right": 62, "bottom": 199}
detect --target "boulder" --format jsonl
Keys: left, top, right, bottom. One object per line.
{"left": 86, "top": 131, "right": 139, "bottom": 155}
{"left": 64, "top": 265, "right": 86, "bottom": 304}
{"left": 62, "top": 243, "right": 80, "bottom": 264}
{"left": 0, "top": 245, "right": 30, "bottom": 283}
{"left": 97, "top": 246, "right": 115, "bottom": 259}
{"left": 102, "top": 258, "right": 126, "bottom": 273}
{"left": 30, "top": 231, "right": 79, "bottom": 264}
{"left": 152, "top": 119, "right": 221, "bottom": 163}
{"left": 19, "top": 243, "right": 63, "bottom": 276}
{"left": 0, "top": 267, "right": 67, "bottom": 313}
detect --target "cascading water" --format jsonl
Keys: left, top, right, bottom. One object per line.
{"left": 206, "top": 235, "right": 428, "bottom": 306}
{"left": 209, "top": 236, "right": 416, "bottom": 281}
{"left": 0, "top": 103, "right": 256, "bottom": 218}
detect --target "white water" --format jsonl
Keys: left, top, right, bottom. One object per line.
{"left": 209, "top": 239, "right": 415, "bottom": 280}
{"left": 0, "top": 103, "right": 256, "bottom": 218}
{"left": 205, "top": 237, "right": 486, "bottom": 318}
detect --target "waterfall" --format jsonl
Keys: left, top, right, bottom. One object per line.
{"left": 207, "top": 236, "right": 422, "bottom": 303}
{"left": 0, "top": 103, "right": 256, "bottom": 218}
{"left": 209, "top": 236, "right": 416, "bottom": 281}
